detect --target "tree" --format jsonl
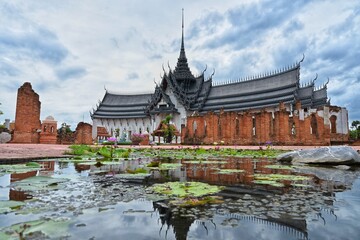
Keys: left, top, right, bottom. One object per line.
{"left": 0, "top": 103, "right": 3, "bottom": 115}
{"left": 351, "top": 120, "right": 360, "bottom": 130}
{"left": 162, "top": 114, "right": 176, "bottom": 143}
{"left": 350, "top": 120, "right": 360, "bottom": 140}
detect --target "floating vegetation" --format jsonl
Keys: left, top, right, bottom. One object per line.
{"left": 170, "top": 196, "right": 224, "bottom": 207}
{"left": 58, "top": 158, "right": 94, "bottom": 163}
{"left": 253, "top": 180, "right": 285, "bottom": 187}
{"left": 11, "top": 176, "right": 68, "bottom": 191}
{"left": 253, "top": 173, "right": 311, "bottom": 188}
{"left": 150, "top": 182, "right": 224, "bottom": 198}
{"left": 126, "top": 168, "right": 148, "bottom": 174}
{"left": 159, "top": 163, "right": 182, "bottom": 170}
{"left": 183, "top": 160, "right": 227, "bottom": 164}
{"left": 147, "top": 161, "right": 160, "bottom": 168}
{"left": 25, "top": 162, "right": 41, "bottom": 168}
{"left": 254, "top": 174, "right": 310, "bottom": 181}
{"left": 114, "top": 173, "right": 151, "bottom": 179}
{"left": 216, "top": 169, "right": 245, "bottom": 174}
{"left": 0, "top": 200, "right": 25, "bottom": 214}
{"left": 0, "top": 163, "right": 42, "bottom": 174}
{"left": 0, "top": 218, "right": 72, "bottom": 239}
{"left": 265, "top": 165, "right": 294, "bottom": 170}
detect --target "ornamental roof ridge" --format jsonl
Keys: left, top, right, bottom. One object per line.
{"left": 212, "top": 62, "right": 299, "bottom": 87}
{"left": 314, "top": 77, "right": 330, "bottom": 91}
{"left": 106, "top": 89, "right": 153, "bottom": 96}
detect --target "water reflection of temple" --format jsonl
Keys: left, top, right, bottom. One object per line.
{"left": 153, "top": 201, "right": 309, "bottom": 240}
{"left": 9, "top": 161, "right": 55, "bottom": 201}
{"left": 181, "top": 157, "right": 294, "bottom": 187}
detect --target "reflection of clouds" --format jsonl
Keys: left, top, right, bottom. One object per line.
{"left": 188, "top": 215, "right": 294, "bottom": 240}
{"left": 294, "top": 166, "right": 360, "bottom": 189}
{"left": 70, "top": 200, "right": 177, "bottom": 239}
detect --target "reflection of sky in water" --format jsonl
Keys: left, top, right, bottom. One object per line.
{"left": 70, "top": 200, "right": 176, "bottom": 240}
{"left": 307, "top": 178, "right": 360, "bottom": 240}
{"left": 0, "top": 174, "right": 10, "bottom": 200}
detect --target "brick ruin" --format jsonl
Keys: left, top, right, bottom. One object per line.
{"left": 12, "top": 82, "right": 42, "bottom": 143}
{"left": 39, "top": 116, "right": 58, "bottom": 144}
{"left": 182, "top": 102, "right": 348, "bottom": 146}
{"left": 74, "top": 122, "right": 93, "bottom": 145}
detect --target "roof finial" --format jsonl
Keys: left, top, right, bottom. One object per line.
{"left": 181, "top": 8, "right": 185, "bottom": 53}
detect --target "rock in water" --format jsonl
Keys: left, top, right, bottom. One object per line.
{"left": 277, "top": 146, "right": 360, "bottom": 165}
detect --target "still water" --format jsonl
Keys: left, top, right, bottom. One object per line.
{"left": 1, "top": 157, "right": 360, "bottom": 240}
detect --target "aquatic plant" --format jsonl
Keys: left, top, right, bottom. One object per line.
{"left": 67, "top": 145, "right": 94, "bottom": 156}
{"left": 0, "top": 163, "right": 42, "bottom": 174}
{"left": 150, "top": 182, "right": 224, "bottom": 198}
{"left": 170, "top": 196, "right": 224, "bottom": 207}
{"left": 0, "top": 200, "right": 25, "bottom": 214}
{"left": 126, "top": 168, "right": 148, "bottom": 174}
{"left": 0, "top": 218, "right": 72, "bottom": 239}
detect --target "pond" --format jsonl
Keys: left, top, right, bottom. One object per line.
{"left": 1, "top": 150, "right": 360, "bottom": 239}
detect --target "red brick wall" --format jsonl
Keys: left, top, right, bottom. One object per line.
{"left": 74, "top": 122, "right": 93, "bottom": 145}
{"left": 12, "top": 82, "right": 41, "bottom": 143}
{"left": 183, "top": 103, "right": 340, "bottom": 146}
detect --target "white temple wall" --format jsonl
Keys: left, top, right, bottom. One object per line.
{"left": 330, "top": 108, "right": 348, "bottom": 134}
{"left": 93, "top": 117, "right": 152, "bottom": 141}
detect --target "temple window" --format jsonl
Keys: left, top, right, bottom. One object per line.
{"left": 270, "top": 112, "right": 275, "bottom": 136}
{"left": 43, "top": 125, "right": 47, "bottom": 132}
{"left": 330, "top": 115, "right": 337, "bottom": 133}
{"left": 291, "top": 123, "right": 296, "bottom": 135}
{"left": 218, "top": 116, "right": 222, "bottom": 137}
{"left": 50, "top": 126, "right": 54, "bottom": 133}
{"left": 204, "top": 120, "right": 207, "bottom": 135}
{"left": 139, "top": 128, "right": 142, "bottom": 134}
{"left": 311, "top": 114, "right": 318, "bottom": 136}
{"left": 252, "top": 116, "right": 256, "bottom": 136}
{"left": 235, "top": 117, "right": 240, "bottom": 136}
{"left": 192, "top": 121, "right": 197, "bottom": 133}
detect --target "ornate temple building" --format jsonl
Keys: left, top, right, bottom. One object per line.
{"left": 91, "top": 14, "right": 348, "bottom": 145}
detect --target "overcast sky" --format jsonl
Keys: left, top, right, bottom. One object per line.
{"left": 0, "top": 0, "right": 359, "bottom": 129}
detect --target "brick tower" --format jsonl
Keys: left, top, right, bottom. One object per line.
{"left": 12, "top": 82, "right": 41, "bottom": 143}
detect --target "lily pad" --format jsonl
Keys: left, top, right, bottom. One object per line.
{"left": 0, "top": 164, "right": 42, "bottom": 174}
{"left": 170, "top": 196, "right": 224, "bottom": 207}
{"left": 11, "top": 176, "right": 68, "bottom": 191}
{"left": 114, "top": 173, "right": 151, "bottom": 179}
{"left": 265, "top": 165, "right": 294, "bottom": 170}
{"left": 0, "top": 218, "right": 72, "bottom": 239}
{"left": 216, "top": 169, "right": 245, "bottom": 174}
{"left": 25, "top": 162, "right": 41, "bottom": 167}
{"left": 183, "top": 160, "right": 227, "bottom": 164}
{"left": 75, "top": 161, "right": 98, "bottom": 165}
{"left": 159, "top": 163, "right": 182, "bottom": 170}
{"left": 254, "top": 174, "right": 310, "bottom": 181}
{"left": 253, "top": 180, "right": 285, "bottom": 187}
{"left": 0, "top": 200, "right": 25, "bottom": 214}
{"left": 150, "top": 182, "right": 223, "bottom": 198}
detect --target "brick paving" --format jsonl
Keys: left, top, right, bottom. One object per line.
{"left": 0, "top": 143, "right": 359, "bottom": 162}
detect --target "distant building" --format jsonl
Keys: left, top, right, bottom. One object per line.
{"left": 91, "top": 14, "right": 348, "bottom": 145}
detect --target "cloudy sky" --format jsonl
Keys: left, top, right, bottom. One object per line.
{"left": 0, "top": 0, "right": 359, "bottom": 129}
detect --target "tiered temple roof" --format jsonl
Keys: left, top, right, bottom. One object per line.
{"left": 91, "top": 92, "right": 152, "bottom": 119}
{"left": 91, "top": 14, "right": 329, "bottom": 120}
